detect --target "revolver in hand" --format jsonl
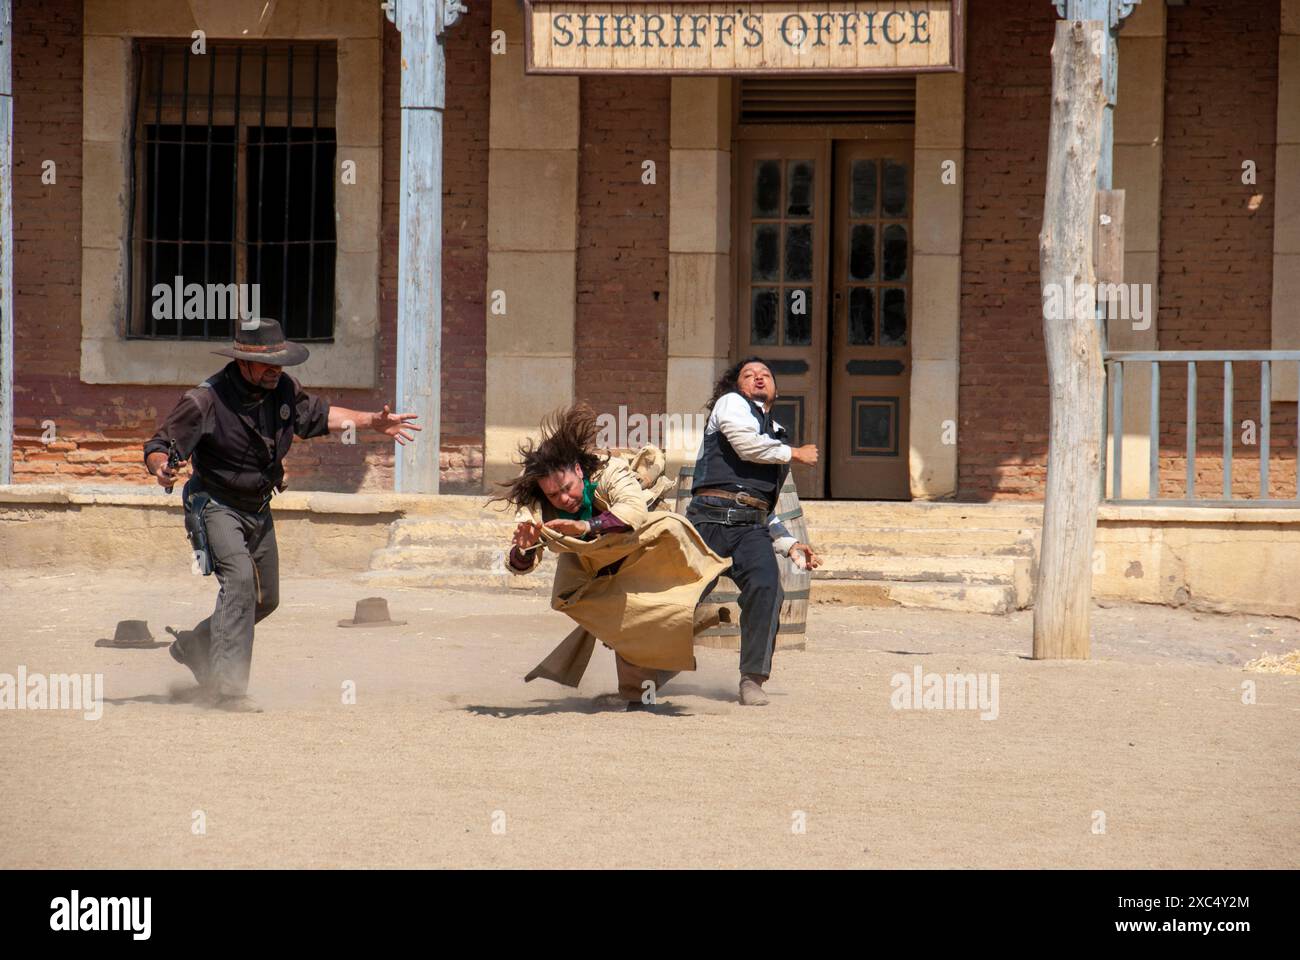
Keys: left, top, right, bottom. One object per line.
{"left": 164, "top": 440, "right": 183, "bottom": 494}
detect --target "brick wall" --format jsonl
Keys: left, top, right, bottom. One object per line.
{"left": 1155, "top": 0, "right": 1291, "bottom": 500}
{"left": 957, "top": 0, "right": 1288, "bottom": 501}
{"left": 575, "top": 76, "right": 670, "bottom": 425}
{"left": 9, "top": 2, "right": 490, "bottom": 492}
{"left": 956, "top": 0, "right": 1055, "bottom": 500}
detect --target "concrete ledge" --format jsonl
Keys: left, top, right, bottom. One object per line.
{"left": 1099, "top": 504, "right": 1300, "bottom": 524}
{"left": 0, "top": 486, "right": 501, "bottom": 576}
{"left": 0, "top": 485, "right": 492, "bottom": 516}
{"left": 3, "top": 489, "right": 1297, "bottom": 618}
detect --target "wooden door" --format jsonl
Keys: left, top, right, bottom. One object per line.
{"left": 828, "top": 139, "right": 913, "bottom": 499}
{"left": 734, "top": 140, "right": 830, "bottom": 497}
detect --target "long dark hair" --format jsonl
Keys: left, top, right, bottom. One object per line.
{"left": 488, "top": 402, "right": 608, "bottom": 512}
{"left": 705, "top": 356, "right": 774, "bottom": 413}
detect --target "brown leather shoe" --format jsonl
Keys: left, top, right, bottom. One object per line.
{"left": 738, "top": 675, "right": 770, "bottom": 706}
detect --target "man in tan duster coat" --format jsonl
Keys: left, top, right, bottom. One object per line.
{"left": 493, "top": 404, "right": 730, "bottom": 710}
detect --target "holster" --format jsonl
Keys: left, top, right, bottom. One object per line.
{"left": 182, "top": 478, "right": 215, "bottom": 576}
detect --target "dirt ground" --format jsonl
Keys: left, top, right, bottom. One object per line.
{"left": 1, "top": 567, "right": 1297, "bottom": 869}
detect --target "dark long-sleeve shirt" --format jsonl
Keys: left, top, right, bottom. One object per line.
{"left": 144, "top": 362, "right": 330, "bottom": 511}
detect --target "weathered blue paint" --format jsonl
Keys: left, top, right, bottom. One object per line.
{"left": 387, "top": 1, "right": 466, "bottom": 493}
{"left": 1103, "top": 351, "right": 1300, "bottom": 506}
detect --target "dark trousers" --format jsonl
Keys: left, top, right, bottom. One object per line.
{"left": 688, "top": 506, "right": 785, "bottom": 679}
{"left": 176, "top": 500, "right": 280, "bottom": 696}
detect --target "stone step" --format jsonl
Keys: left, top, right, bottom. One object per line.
{"left": 814, "top": 554, "right": 1033, "bottom": 608}
{"left": 356, "top": 566, "right": 548, "bottom": 593}
{"left": 370, "top": 544, "right": 514, "bottom": 571}
{"left": 805, "top": 526, "right": 1036, "bottom": 555}
{"left": 359, "top": 564, "right": 1019, "bottom": 614}
{"left": 386, "top": 514, "right": 518, "bottom": 546}
{"left": 388, "top": 516, "right": 1036, "bottom": 555}
{"left": 801, "top": 502, "right": 1042, "bottom": 529}
{"left": 812, "top": 579, "right": 1019, "bottom": 615}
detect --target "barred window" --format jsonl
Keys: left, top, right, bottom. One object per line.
{"left": 128, "top": 40, "right": 338, "bottom": 341}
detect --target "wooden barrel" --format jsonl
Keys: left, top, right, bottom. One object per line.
{"left": 674, "top": 464, "right": 810, "bottom": 652}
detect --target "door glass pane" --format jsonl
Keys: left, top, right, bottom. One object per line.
{"left": 784, "top": 224, "right": 812, "bottom": 281}
{"left": 856, "top": 401, "right": 895, "bottom": 452}
{"left": 849, "top": 223, "right": 875, "bottom": 281}
{"left": 753, "top": 160, "right": 781, "bottom": 217}
{"left": 883, "top": 160, "right": 907, "bottom": 216}
{"left": 882, "top": 224, "right": 908, "bottom": 281}
{"left": 850, "top": 159, "right": 877, "bottom": 216}
{"left": 848, "top": 287, "right": 874, "bottom": 345}
{"left": 752, "top": 224, "right": 779, "bottom": 281}
{"left": 751, "top": 288, "right": 778, "bottom": 344}
{"left": 881, "top": 288, "right": 907, "bottom": 345}
{"left": 785, "top": 288, "right": 812, "bottom": 345}
{"left": 787, "top": 160, "right": 814, "bottom": 217}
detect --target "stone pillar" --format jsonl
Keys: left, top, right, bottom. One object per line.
{"left": 484, "top": 0, "right": 579, "bottom": 487}
{"left": 909, "top": 72, "right": 965, "bottom": 499}
{"left": 1109, "top": 0, "right": 1166, "bottom": 498}
{"left": 1272, "top": 0, "right": 1300, "bottom": 401}
{"left": 666, "top": 78, "right": 732, "bottom": 474}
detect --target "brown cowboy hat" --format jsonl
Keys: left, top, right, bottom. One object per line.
{"left": 337, "top": 597, "right": 407, "bottom": 629}
{"left": 212, "top": 317, "right": 309, "bottom": 366}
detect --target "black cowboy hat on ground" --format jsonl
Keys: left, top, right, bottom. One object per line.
{"left": 95, "top": 619, "right": 169, "bottom": 649}
{"left": 212, "top": 317, "right": 309, "bottom": 367}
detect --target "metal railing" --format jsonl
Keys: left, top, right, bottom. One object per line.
{"left": 1102, "top": 350, "right": 1300, "bottom": 506}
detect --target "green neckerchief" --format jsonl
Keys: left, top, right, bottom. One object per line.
{"left": 554, "top": 477, "right": 598, "bottom": 521}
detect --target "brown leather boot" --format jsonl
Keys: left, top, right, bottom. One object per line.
{"left": 738, "top": 674, "right": 770, "bottom": 706}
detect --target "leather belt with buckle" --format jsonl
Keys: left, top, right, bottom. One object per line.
{"left": 693, "top": 487, "right": 771, "bottom": 510}
{"left": 688, "top": 502, "right": 765, "bottom": 526}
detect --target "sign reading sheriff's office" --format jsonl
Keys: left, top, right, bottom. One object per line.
{"left": 523, "top": 1, "right": 964, "bottom": 75}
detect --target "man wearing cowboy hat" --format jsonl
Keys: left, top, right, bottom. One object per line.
{"left": 143, "top": 317, "right": 420, "bottom": 711}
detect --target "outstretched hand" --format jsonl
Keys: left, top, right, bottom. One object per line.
{"left": 373, "top": 404, "right": 421, "bottom": 445}
{"left": 789, "top": 542, "right": 822, "bottom": 570}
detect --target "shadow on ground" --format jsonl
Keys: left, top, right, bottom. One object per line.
{"left": 464, "top": 697, "right": 693, "bottom": 718}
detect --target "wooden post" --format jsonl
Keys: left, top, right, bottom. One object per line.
{"left": 1033, "top": 19, "right": 1108, "bottom": 660}
{"left": 386, "top": 0, "right": 463, "bottom": 494}
{"left": 0, "top": 0, "right": 12, "bottom": 486}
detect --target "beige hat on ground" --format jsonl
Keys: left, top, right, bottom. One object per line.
{"left": 337, "top": 597, "right": 407, "bottom": 628}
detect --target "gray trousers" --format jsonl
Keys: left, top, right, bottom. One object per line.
{"left": 176, "top": 501, "right": 280, "bottom": 696}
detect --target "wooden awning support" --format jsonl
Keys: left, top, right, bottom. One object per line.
{"left": 1034, "top": 1, "right": 1138, "bottom": 660}
{"left": 385, "top": 0, "right": 467, "bottom": 493}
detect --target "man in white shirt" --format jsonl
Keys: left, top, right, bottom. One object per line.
{"left": 686, "top": 357, "right": 821, "bottom": 705}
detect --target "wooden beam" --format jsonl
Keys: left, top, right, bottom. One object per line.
{"left": 0, "top": 0, "right": 12, "bottom": 486}
{"left": 389, "top": 0, "right": 449, "bottom": 494}
{"left": 1034, "top": 19, "right": 1108, "bottom": 660}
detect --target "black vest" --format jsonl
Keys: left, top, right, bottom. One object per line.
{"left": 192, "top": 365, "right": 298, "bottom": 509}
{"left": 691, "top": 393, "right": 790, "bottom": 501}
